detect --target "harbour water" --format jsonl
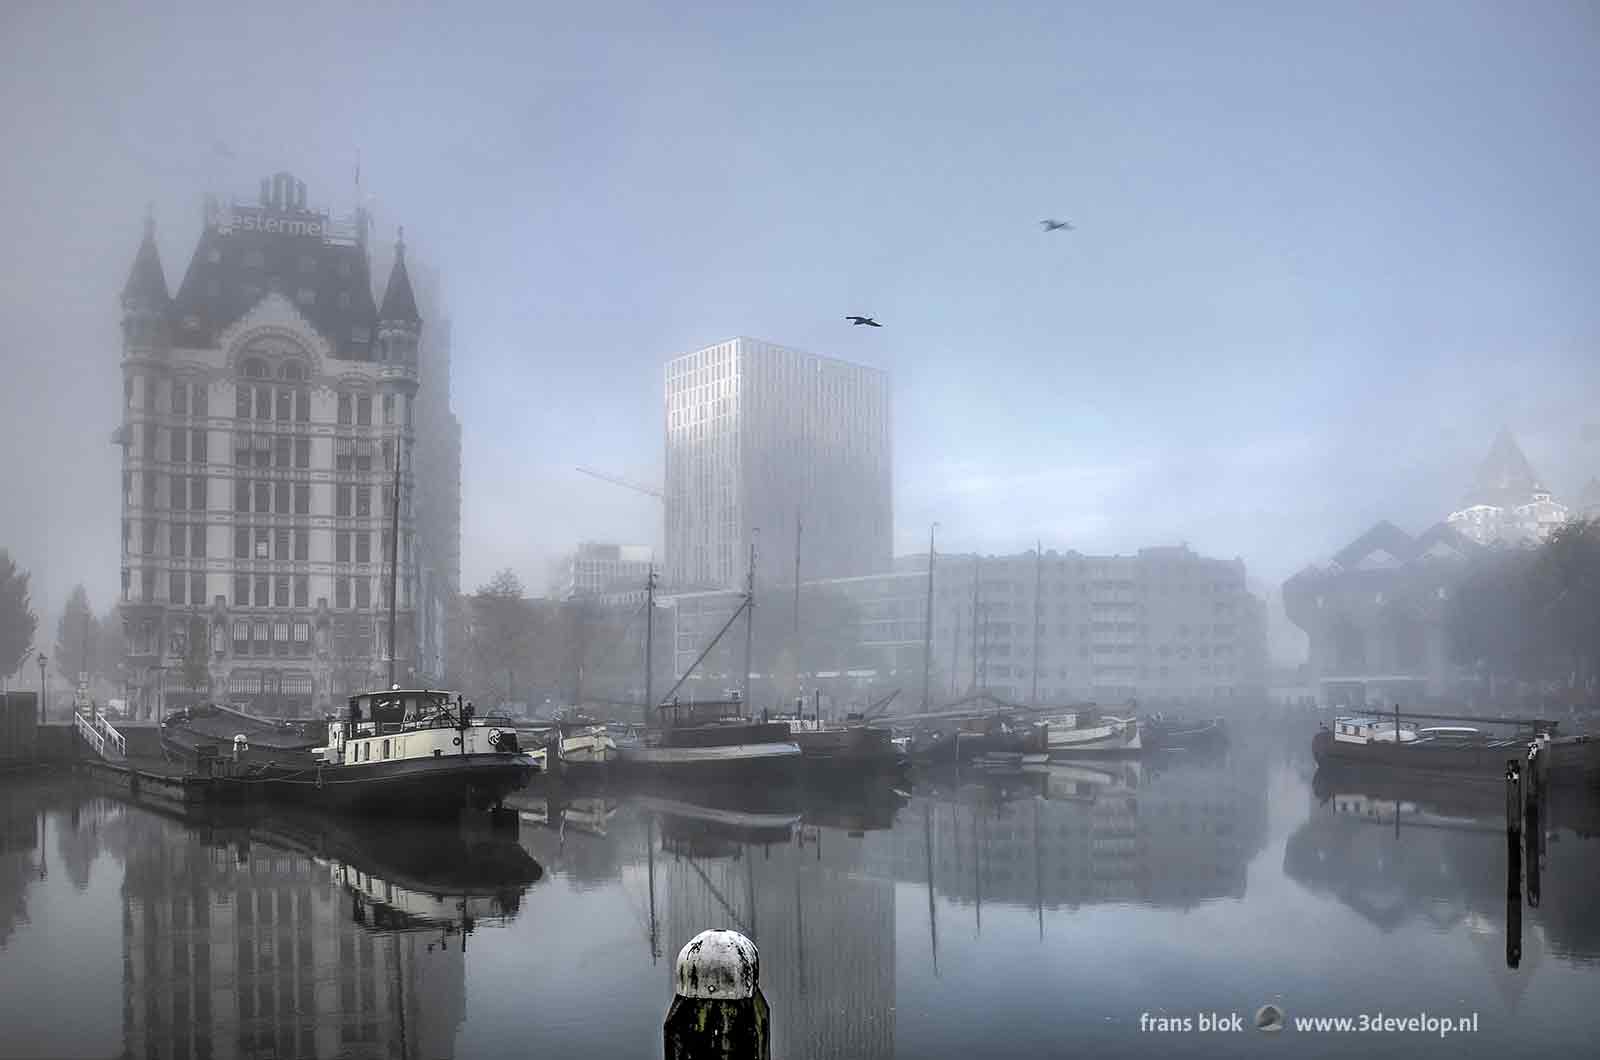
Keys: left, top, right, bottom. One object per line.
{"left": 3, "top": 721, "right": 1599, "bottom": 1059}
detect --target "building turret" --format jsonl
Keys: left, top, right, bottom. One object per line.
{"left": 121, "top": 211, "right": 171, "bottom": 355}
{"left": 378, "top": 229, "right": 422, "bottom": 365}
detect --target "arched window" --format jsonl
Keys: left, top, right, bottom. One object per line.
{"left": 242, "top": 357, "right": 267, "bottom": 379}
{"left": 280, "top": 360, "right": 305, "bottom": 382}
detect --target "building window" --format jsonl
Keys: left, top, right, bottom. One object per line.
{"left": 170, "top": 572, "right": 185, "bottom": 604}
{"left": 171, "top": 523, "right": 186, "bottom": 557}
{"left": 233, "top": 620, "right": 249, "bottom": 654}
{"left": 171, "top": 429, "right": 187, "bottom": 463}
{"left": 254, "top": 621, "right": 269, "bottom": 655}
{"left": 234, "top": 478, "right": 248, "bottom": 513}
{"left": 294, "top": 438, "right": 310, "bottom": 468}
{"left": 382, "top": 394, "right": 394, "bottom": 425}
{"left": 337, "top": 394, "right": 352, "bottom": 425}
{"left": 275, "top": 482, "right": 289, "bottom": 514}
{"left": 295, "top": 389, "right": 310, "bottom": 422}
{"left": 191, "top": 573, "right": 205, "bottom": 606}
{"left": 190, "top": 476, "right": 206, "bottom": 511}
{"left": 254, "top": 529, "right": 269, "bottom": 560}
{"left": 236, "top": 387, "right": 251, "bottom": 419}
{"left": 355, "top": 533, "right": 370, "bottom": 564}
{"left": 336, "top": 532, "right": 350, "bottom": 563}
{"left": 253, "top": 434, "right": 271, "bottom": 468}
{"left": 255, "top": 386, "right": 271, "bottom": 420}
{"left": 335, "top": 437, "right": 353, "bottom": 471}
{"left": 356, "top": 488, "right": 371, "bottom": 517}
{"left": 274, "top": 436, "right": 291, "bottom": 468}
{"left": 234, "top": 528, "right": 249, "bottom": 559}
{"left": 336, "top": 578, "right": 350, "bottom": 609}
{"left": 294, "top": 577, "right": 308, "bottom": 608}
{"left": 254, "top": 576, "right": 269, "bottom": 608}
{"left": 234, "top": 575, "right": 249, "bottom": 606}
{"left": 275, "top": 578, "right": 289, "bottom": 607}
{"left": 194, "top": 385, "right": 208, "bottom": 417}
{"left": 169, "top": 474, "right": 186, "bottom": 511}
{"left": 276, "top": 389, "right": 292, "bottom": 421}
{"left": 294, "top": 484, "right": 309, "bottom": 515}
{"left": 356, "top": 395, "right": 371, "bottom": 426}
{"left": 355, "top": 440, "right": 373, "bottom": 473}
{"left": 294, "top": 530, "right": 308, "bottom": 562}
{"left": 191, "top": 524, "right": 206, "bottom": 558}
{"left": 254, "top": 482, "right": 270, "bottom": 513}
{"left": 336, "top": 486, "right": 351, "bottom": 517}
{"left": 355, "top": 578, "right": 371, "bottom": 609}
{"left": 141, "top": 569, "right": 155, "bottom": 601}
{"left": 275, "top": 528, "right": 290, "bottom": 560}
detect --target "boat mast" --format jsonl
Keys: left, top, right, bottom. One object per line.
{"left": 386, "top": 426, "right": 402, "bottom": 688}
{"left": 921, "top": 523, "right": 937, "bottom": 711}
{"left": 793, "top": 510, "right": 801, "bottom": 635}
{"left": 743, "top": 536, "right": 756, "bottom": 709}
{"left": 969, "top": 555, "right": 981, "bottom": 693}
{"left": 1031, "top": 540, "right": 1042, "bottom": 706}
{"left": 644, "top": 565, "right": 656, "bottom": 713}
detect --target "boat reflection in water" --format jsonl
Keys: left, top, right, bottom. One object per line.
{"left": 1288, "top": 767, "right": 1600, "bottom": 986}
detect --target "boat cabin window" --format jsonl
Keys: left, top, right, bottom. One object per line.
{"left": 382, "top": 739, "right": 391, "bottom": 760}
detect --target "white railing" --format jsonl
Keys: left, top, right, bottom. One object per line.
{"left": 74, "top": 709, "right": 128, "bottom": 760}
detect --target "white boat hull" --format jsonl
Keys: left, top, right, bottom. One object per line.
{"left": 558, "top": 730, "right": 618, "bottom": 767}
{"left": 617, "top": 740, "right": 803, "bottom": 778}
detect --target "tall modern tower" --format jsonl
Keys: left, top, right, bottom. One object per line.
{"left": 664, "top": 337, "right": 892, "bottom": 591}
{"left": 116, "top": 171, "right": 432, "bottom": 717}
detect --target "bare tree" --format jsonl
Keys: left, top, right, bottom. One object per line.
{"left": 53, "top": 584, "right": 99, "bottom": 687}
{"left": 470, "top": 569, "right": 538, "bottom": 707}
{"left": 0, "top": 549, "right": 38, "bottom": 682}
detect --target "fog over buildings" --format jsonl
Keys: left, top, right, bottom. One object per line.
{"left": 2, "top": 1, "right": 1598, "bottom": 673}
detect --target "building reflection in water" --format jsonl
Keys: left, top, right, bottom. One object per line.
{"left": 111, "top": 803, "right": 540, "bottom": 1060}
{"left": 1284, "top": 770, "right": 1600, "bottom": 1006}
{"left": 862, "top": 750, "right": 1269, "bottom": 919}
{"left": 515, "top": 754, "right": 1267, "bottom": 1060}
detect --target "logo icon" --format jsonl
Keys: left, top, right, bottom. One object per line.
{"left": 1256, "top": 1004, "right": 1285, "bottom": 1033}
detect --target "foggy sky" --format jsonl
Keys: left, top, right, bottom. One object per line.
{"left": 2, "top": 0, "right": 1597, "bottom": 657}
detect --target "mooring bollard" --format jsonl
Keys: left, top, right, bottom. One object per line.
{"left": 664, "top": 929, "right": 769, "bottom": 1060}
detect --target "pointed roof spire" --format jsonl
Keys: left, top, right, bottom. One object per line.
{"left": 1460, "top": 428, "right": 1544, "bottom": 509}
{"left": 122, "top": 205, "right": 171, "bottom": 307}
{"left": 379, "top": 226, "right": 421, "bottom": 324}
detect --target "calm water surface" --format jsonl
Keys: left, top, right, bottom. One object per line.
{"left": 3, "top": 723, "right": 1599, "bottom": 1059}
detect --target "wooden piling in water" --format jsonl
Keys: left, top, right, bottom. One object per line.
{"left": 1505, "top": 759, "right": 1523, "bottom": 969}
{"left": 664, "top": 929, "right": 769, "bottom": 1060}
{"left": 1504, "top": 761, "right": 1521, "bottom": 837}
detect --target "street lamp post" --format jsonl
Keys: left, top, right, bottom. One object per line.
{"left": 37, "top": 653, "right": 47, "bottom": 725}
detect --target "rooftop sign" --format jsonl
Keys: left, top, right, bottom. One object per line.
{"left": 216, "top": 205, "right": 327, "bottom": 239}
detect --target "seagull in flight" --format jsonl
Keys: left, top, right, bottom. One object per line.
{"left": 846, "top": 316, "right": 883, "bottom": 327}
{"left": 1040, "top": 219, "right": 1074, "bottom": 232}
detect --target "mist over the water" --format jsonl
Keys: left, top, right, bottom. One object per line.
{"left": 2, "top": 0, "right": 1597, "bottom": 656}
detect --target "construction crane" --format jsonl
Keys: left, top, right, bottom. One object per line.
{"left": 575, "top": 466, "right": 664, "bottom": 499}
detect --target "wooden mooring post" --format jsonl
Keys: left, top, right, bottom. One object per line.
{"left": 664, "top": 929, "right": 769, "bottom": 1060}
{"left": 1505, "top": 760, "right": 1523, "bottom": 969}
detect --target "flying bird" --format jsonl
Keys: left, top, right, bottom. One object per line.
{"left": 1040, "top": 219, "right": 1074, "bottom": 232}
{"left": 846, "top": 316, "right": 883, "bottom": 327}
